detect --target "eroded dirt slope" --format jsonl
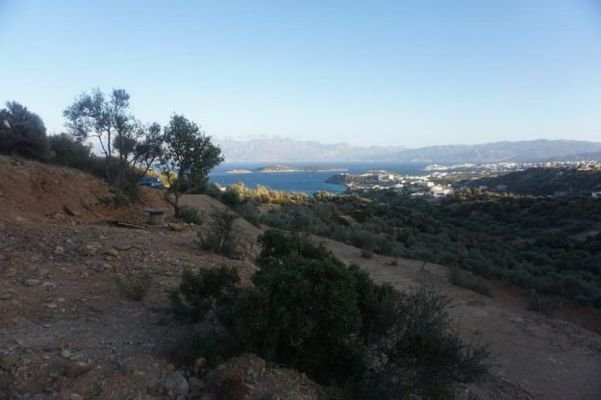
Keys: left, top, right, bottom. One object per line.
{"left": 0, "top": 156, "right": 169, "bottom": 224}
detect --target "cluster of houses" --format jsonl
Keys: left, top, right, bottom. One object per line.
{"left": 328, "top": 170, "right": 454, "bottom": 198}
{"left": 329, "top": 160, "right": 601, "bottom": 200}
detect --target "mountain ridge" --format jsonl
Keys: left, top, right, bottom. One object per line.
{"left": 215, "top": 137, "right": 601, "bottom": 163}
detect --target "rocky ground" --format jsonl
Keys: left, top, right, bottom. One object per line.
{"left": 1, "top": 158, "right": 600, "bottom": 399}
{"left": 0, "top": 217, "right": 327, "bottom": 400}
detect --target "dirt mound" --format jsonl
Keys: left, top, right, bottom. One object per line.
{"left": 0, "top": 156, "right": 169, "bottom": 223}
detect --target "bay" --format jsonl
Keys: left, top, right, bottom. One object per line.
{"left": 209, "top": 162, "right": 431, "bottom": 194}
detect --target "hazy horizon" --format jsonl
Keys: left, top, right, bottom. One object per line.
{"left": 1, "top": 1, "right": 601, "bottom": 147}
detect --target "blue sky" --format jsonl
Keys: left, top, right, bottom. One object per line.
{"left": 1, "top": 0, "right": 600, "bottom": 147}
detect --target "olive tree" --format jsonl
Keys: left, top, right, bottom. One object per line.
{"left": 0, "top": 101, "right": 49, "bottom": 160}
{"left": 161, "top": 114, "right": 223, "bottom": 216}
{"left": 63, "top": 88, "right": 163, "bottom": 187}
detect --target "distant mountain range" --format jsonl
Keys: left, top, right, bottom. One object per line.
{"left": 215, "top": 137, "right": 406, "bottom": 162}
{"left": 215, "top": 137, "right": 601, "bottom": 163}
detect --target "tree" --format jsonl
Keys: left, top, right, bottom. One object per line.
{"left": 63, "top": 88, "right": 163, "bottom": 187}
{"left": 0, "top": 101, "right": 49, "bottom": 160}
{"left": 161, "top": 114, "right": 223, "bottom": 216}
{"left": 48, "top": 133, "right": 94, "bottom": 170}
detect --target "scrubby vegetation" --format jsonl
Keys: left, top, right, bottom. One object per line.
{"left": 448, "top": 267, "right": 492, "bottom": 297}
{"left": 117, "top": 270, "right": 152, "bottom": 301}
{"left": 218, "top": 182, "right": 308, "bottom": 205}
{"left": 227, "top": 190, "right": 601, "bottom": 307}
{"left": 178, "top": 206, "right": 203, "bottom": 225}
{"left": 465, "top": 167, "right": 601, "bottom": 196}
{"left": 197, "top": 208, "right": 240, "bottom": 258}
{"left": 171, "top": 230, "right": 489, "bottom": 399}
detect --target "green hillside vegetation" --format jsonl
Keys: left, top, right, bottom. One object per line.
{"left": 464, "top": 167, "right": 601, "bottom": 196}
{"left": 171, "top": 230, "right": 489, "bottom": 399}
{"left": 227, "top": 189, "right": 601, "bottom": 307}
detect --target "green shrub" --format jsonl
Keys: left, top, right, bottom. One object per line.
{"left": 172, "top": 230, "right": 489, "bottom": 398}
{"left": 48, "top": 133, "right": 94, "bottom": 170}
{"left": 197, "top": 208, "right": 239, "bottom": 257}
{"left": 117, "top": 271, "right": 151, "bottom": 301}
{"left": 360, "top": 248, "right": 374, "bottom": 259}
{"left": 233, "top": 236, "right": 366, "bottom": 384}
{"left": 170, "top": 267, "right": 240, "bottom": 323}
{"left": 168, "top": 331, "right": 242, "bottom": 368}
{"left": 179, "top": 206, "right": 203, "bottom": 224}
{"left": 526, "top": 289, "right": 559, "bottom": 315}
{"left": 448, "top": 267, "right": 493, "bottom": 297}
{"left": 361, "top": 287, "right": 490, "bottom": 399}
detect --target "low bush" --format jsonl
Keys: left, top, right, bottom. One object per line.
{"left": 117, "top": 271, "right": 151, "bottom": 301}
{"left": 526, "top": 289, "right": 559, "bottom": 315}
{"left": 170, "top": 267, "right": 240, "bottom": 323}
{"left": 179, "top": 206, "right": 203, "bottom": 225}
{"left": 197, "top": 208, "right": 239, "bottom": 257}
{"left": 171, "top": 230, "right": 489, "bottom": 398}
{"left": 360, "top": 248, "right": 374, "bottom": 259}
{"left": 448, "top": 267, "right": 493, "bottom": 297}
{"left": 48, "top": 133, "right": 94, "bottom": 170}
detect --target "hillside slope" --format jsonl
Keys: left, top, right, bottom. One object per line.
{"left": 318, "top": 237, "right": 601, "bottom": 400}
{"left": 1, "top": 159, "right": 600, "bottom": 399}
{"left": 0, "top": 156, "right": 169, "bottom": 223}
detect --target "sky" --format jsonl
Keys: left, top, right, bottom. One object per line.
{"left": 1, "top": 0, "right": 600, "bottom": 148}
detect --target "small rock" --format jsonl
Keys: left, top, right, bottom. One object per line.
{"left": 24, "top": 278, "right": 40, "bottom": 287}
{"left": 54, "top": 246, "right": 65, "bottom": 255}
{"left": 166, "top": 363, "right": 176, "bottom": 371}
{"left": 64, "top": 360, "right": 95, "bottom": 378}
{"left": 104, "top": 248, "right": 119, "bottom": 258}
{"left": 0, "top": 292, "right": 13, "bottom": 300}
{"left": 80, "top": 245, "right": 97, "bottom": 257}
{"left": 47, "top": 358, "right": 65, "bottom": 378}
{"left": 60, "top": 349, "right": 73, "bottom": 359}
{"left": 4, "top": 268, "right": 17, "bottom": 278}
{"left": 63, "top": 205, "right": 79, "bottom": 217}
{"left": 163, "top": 371, "right": 189, "bottom": 397}
{"left": 167, "top": 223, "right": 187, "bottom": 232}
{"left": 188, "top": 376, "right": 206, "bottom": 392}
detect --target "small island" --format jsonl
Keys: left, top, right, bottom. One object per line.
{"left": 225, "top": 168, "right": 253, "bottom": 174}
{"left": 258, "top": 164, "right": 349, "bottom": 173}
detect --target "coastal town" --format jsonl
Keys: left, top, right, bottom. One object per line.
{"left": 326, "top": 159, "right": 601, "bottom": 198}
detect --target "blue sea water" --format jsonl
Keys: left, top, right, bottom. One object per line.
{"left": 209, "top": 162, "right": 430, "bottom": 194}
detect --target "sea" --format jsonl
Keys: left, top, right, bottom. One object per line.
{"left": 209, "top": 162, "right": 431, "bottom": 194}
